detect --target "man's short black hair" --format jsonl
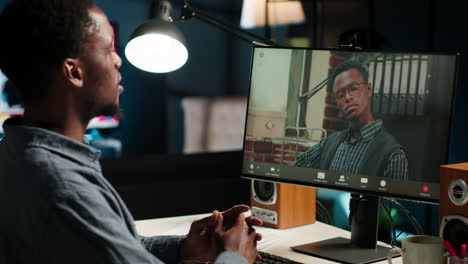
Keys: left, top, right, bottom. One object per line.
{"left": 0, "top": 0, "right": 95, "bottom": 105}
{"left": 329, "top": 60, "right": 369, "bottom": 92}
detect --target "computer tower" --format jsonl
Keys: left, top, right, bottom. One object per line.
{"left": 250, "top": 180, "right": 316, "bottom": 229}
{"left": 439, "top": 163, "right": 468, "bottom": 255}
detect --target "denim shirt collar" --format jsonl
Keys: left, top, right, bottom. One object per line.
{"left": 3, "top": 116, "right": 101, "bottom": 165}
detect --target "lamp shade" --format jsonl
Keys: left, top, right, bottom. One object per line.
{"left": 125, "top": 19, "right": 188, "bottom": 73}
{"left": 240, "top": 0, "right": 306, "bottom": 29}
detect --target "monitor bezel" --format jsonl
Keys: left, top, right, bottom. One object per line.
{"left": 240, "top": 46, "right": 461, "bottom": 204}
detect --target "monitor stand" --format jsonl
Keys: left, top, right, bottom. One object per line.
{"left": 291, "top": 194, "right": 393, "bottom": 264}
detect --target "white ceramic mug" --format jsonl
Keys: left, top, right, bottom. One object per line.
{"left": 387, "top": 235, "right": 445, "bottom": 264}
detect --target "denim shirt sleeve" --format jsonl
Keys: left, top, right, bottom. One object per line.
{"left": 140, "top": 235, "right": 181, "bottom": 263}
{"left": 49, "top": 187, "right": 166, "bottom": 264}
{"left": 212, "top": 252, "right": 249, "bottom": 264}
{"left": 138, "top": 235, "right": 248, "bottom": 264}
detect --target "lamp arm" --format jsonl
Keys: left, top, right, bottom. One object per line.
{"left": 176, "top": 2, "right": 279, "bottom": 47}
{"left": 298, "top": 76, "right": 329, "bottom": 103}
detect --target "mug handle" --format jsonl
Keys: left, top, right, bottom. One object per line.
{"left": 387, "top": 248, "right": 402, "bottom": 264}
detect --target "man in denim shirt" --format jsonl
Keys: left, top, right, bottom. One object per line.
{"left": 0, "top": 1, "right": 261, "bottom": 263}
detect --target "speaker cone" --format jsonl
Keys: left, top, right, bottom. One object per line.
{"left": 253, "top": 180, "right": 276, "bottom": 203}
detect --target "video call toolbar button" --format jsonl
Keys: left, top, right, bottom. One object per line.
{"left": 422, "top": 185, "right": 430, "bottom": 193}
{"left": 317, "top": 172, "right": 326, "bottom": 180}
{"left": 361, "top": 178, "right": 368, "bottom": 184}
{"left": 380, "top": 180, "right": 387, "bottom": 187}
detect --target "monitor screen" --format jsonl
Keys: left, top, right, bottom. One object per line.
{"left": 241, "top": 47, "right": 458, "bottom": 204}
{"left": 241, "top": 47, "right": 458, "bottom": 262}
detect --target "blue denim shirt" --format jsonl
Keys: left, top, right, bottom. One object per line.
{"left": 0, "top": 117, "right": 247, "bottom": 264}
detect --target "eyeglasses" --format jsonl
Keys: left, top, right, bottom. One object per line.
{"left": 334, "top": 81, "right": 367, "bottom": 100}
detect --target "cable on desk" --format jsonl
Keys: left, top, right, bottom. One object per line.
{"left": 381, "top": 198, "right": 424, "bottom": 236}
{"left": 380, "top": 200, "right": 397, "bottom": 247}
{"left": 316, "top": 200, "right": 332, "bottom": 225}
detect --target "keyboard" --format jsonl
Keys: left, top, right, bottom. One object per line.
{"left": 255, "top": 251, "right": 303, "bottom": 264}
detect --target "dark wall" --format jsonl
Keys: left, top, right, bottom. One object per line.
{"left": 100, "top": 151, "right": 250, "bottom": 220}
{"left": 430, "top": 0, "right": 468, "bottom": 164}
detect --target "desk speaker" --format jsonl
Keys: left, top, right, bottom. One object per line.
{"left": 250, "top": 180, "right": 316, "bottom": 229}
{"left": 440, "top": 163, "right": 468, "bottom": 255}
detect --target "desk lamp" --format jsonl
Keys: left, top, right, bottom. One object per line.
{"left": 124, "top": 0, "right": 303, "bottom": 73}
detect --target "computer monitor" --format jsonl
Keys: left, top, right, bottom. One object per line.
{"left": 241, "top": 47, "right": 458, "bottom": 263}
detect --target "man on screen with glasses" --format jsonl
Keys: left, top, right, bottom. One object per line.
{"left": 294, "top": 60, "right": 409, "bottom": 180}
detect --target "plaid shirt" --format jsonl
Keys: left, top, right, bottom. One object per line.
{"left": 295, "top": 120, "right": 409, "bottom": 180}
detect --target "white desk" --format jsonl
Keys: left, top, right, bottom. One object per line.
{"left": 135, "top": 213, "right": 402, "bottom": 264}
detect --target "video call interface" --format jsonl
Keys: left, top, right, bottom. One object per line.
{"left": 242, "top": 47, "right": 458, "bottom": 201}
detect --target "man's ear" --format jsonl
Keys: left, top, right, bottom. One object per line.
{"left": 62, "top": 58, "right": 84, "bottom": 88}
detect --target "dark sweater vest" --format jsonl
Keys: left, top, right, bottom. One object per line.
{"left": 318, "top": 127, "right": 403, "bottom": 177}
